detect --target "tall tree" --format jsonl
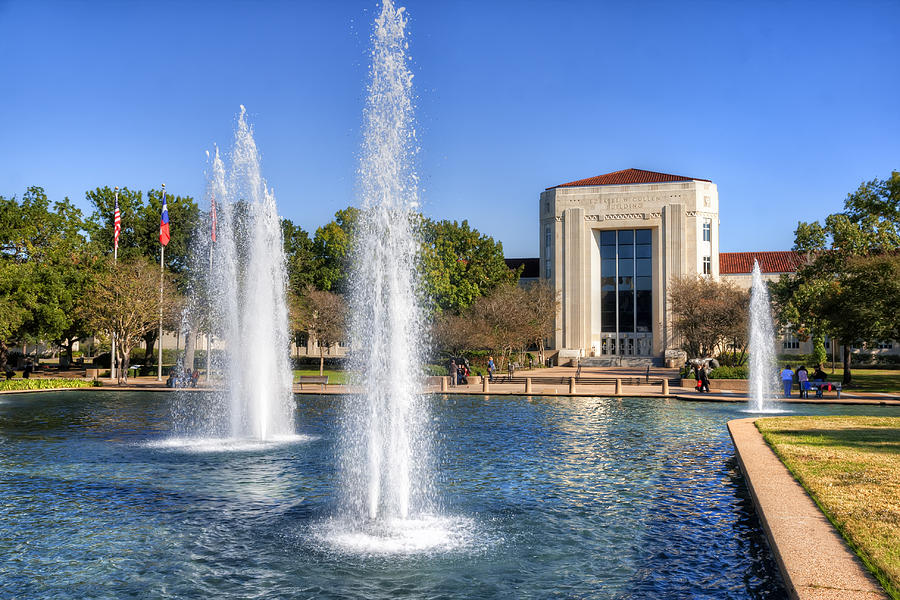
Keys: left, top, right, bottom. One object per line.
{"left": 289, "top": 286, "right": 348, "bottom": 375}
{"left": 0, "top": 187, "right": 98, "bottom": 363}
{"left": 80, "top": 258, "right": 180, "bottom": 382}
{"left": 282, "top": 218, "right": 316, "bottom": 296}
{"left": 311, "top": 207, "right": 358, "bottom": 292}
{"left": 775, "top": 172, "right": 900, "bottom": 384}
{"left": 668, "top": 275, "right": 749, "bottom": 361}
{"left": 420, "top": 218, "right": 519, "bottom": 314}
{"left": 86, "top": 186, "right": 199, "bottom": 364}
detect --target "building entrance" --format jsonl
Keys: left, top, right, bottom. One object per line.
{"left": 596, "top": 228, "right": 653, "bottom": 357}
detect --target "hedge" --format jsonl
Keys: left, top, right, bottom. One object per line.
{"left": 0, "top": 378, "right": 101, "bottom": 391}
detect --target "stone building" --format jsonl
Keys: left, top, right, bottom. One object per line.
{"left": 539, "top": 168, "right": 720, "bottom": 364}
{"left": 536, "top": 169, "right": 898, "bottom": 365}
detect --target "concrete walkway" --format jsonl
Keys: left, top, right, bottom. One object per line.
{"left": 728, "top": 418, "right": 888, "bottom": 600}
{"left": 6, "top": 366, "right": 900, "bottom": 406}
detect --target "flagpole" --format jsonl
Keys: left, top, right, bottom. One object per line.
{"left": 112, "top": 187, "right": 119, "bottom": 383}
{"left": 157, "top": 183, "right": 165, "bottom": 382}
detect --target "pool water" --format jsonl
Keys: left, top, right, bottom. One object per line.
{"left": 1, "top": 392, "right": 895, "bottom": 599}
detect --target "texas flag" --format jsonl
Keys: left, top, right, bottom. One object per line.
{"left": 159, "top": 190, "right": 170, "bottom": 247}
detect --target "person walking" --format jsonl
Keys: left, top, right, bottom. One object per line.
{"left": 699, "top": 362, "right": 711, "bottom": 393}
{"left": 780, "top": 365, "right": 795, "bottom": 398}
{"left": 487, "top": 356, "right": 495, "bottom": 383}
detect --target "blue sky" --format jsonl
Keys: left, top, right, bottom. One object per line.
{"left": 1, "top": 0, "right": 898, "bottom": 257}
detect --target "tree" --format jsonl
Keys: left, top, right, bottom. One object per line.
{"left": 290, "top": 286, "right": 348, "bottom": 375}
{"left": 420, "top": 218, "right": 519, "bottom": 314}
{"left": 776, "top": 172, "right": 900, "bottom": 384}
{"left": 0, "top": 187, "right": 98, "bottom": 364}
{"left": 311, "top": 207, "right": 358, "bottom": 292}
{"left": 86, "top": 186, "right": 199, "bottom": 364}
{"left": 80, "top": 258, "right": 180, "bottom": 382}
{"left": 668, "top": 275, "right": 749, "bottom": 362}
{"left": 519, "top": 280, "right": 559, "bottom": 365}
{"left": 282, "top": 218, "right": 316, "bottom": 296}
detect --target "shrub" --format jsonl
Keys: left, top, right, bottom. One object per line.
{"left": 710, "top": 365, "right": 749, "bottom": 379}
{"left": 0, "top": 378, "right": 95, "bottom": 391}
{"left": 683, "top": 365, "right": 749, "bottom": 379}
{"left": 424, "top": 364, "right": 448, "bottom": 376}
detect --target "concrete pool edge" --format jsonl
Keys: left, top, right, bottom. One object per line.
{"left": 727, "top": 417, "right": 888, "bottom": 600}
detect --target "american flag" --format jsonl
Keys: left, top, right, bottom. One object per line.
{"left": 113, "top": 195, "right": 121, "bottom": 251}
{"left": 210, "top": 197, "right": 217, "bottom": 243}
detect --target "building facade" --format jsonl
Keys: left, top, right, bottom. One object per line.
{"left": 540, "top": 168, "right": 720, "bottom": 361}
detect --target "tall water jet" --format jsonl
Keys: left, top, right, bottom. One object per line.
{"left": 221, "top": 106, "right": 294, "bottom": 440}
{"left": 748, "top": 260, "right": 779, "bottom": 411}
{"left": 340, "top": 0, "right": 432, "bottom": 521}
{"left": 174, "top": 109, "right": 294, "bottom": 442}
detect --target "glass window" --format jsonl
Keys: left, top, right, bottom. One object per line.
{"left": 636, "top": 258, "right": 651, "bottom": 277}
{"left": 618, "top": 290, "right": 634, "bottom": 332}
{"left": 636, "top": 291, "right": 652, "bottom": 332}
{"left": 545, "top": 226, "right": 551, "bottom": 249}
{"left": 703, "top": 256, "right": 711, "bottom": 275}
{"left": 545, "top": 260, "right": 551, "bottom": 278}
{"left": 596, "top": 228, "right": 653, "bottom": 338}
{"left": 601, "top": 311, "right": 617, "bottom": 333}
{"left": 601, "top": 259, "right": 617, "bottom": 277}
{"left": 703, "top": 219, "right": 711, "bottom": 242}
{"left": 783, "top": 334, "right": 800, "bottom": 350}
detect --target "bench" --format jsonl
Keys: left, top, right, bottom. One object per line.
{"left": 805, "top": 382, "right": 842, "bottom": 398}
{"left": 298, "top": 375, "right": 328, "bottom": 391}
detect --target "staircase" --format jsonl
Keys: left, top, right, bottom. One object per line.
{"left": 578, "top": 356, "right": 664, "bottom": 368}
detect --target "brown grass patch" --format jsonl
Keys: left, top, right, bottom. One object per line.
{"left": 757, "top": 416, "right": 900, "bottom": 599}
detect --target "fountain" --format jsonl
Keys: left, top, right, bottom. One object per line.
{"left": 339, "top": 0, "right": 431, "bottom": 522}
{"left": 173, "top": 107, "right": 294, "bottom": 442}
{"left": 747, "top": 260, "right": 780, "bottom": 412}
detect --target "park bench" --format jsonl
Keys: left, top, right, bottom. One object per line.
{"left": 298, "top": 375, "right": 328, "bottom": 391}
{"left": 805, "top": 382, "right": 842, "bottom": 398}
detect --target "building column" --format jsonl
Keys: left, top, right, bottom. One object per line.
{"left": 662, "top": 203, "right": 685, "bottom": 352}
{"left": 562, "top": 207, "right": 586, "bottom": 350}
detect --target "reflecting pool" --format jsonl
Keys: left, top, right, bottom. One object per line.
{"left": 1, "top": 392, "right": 896, "bottom": 599}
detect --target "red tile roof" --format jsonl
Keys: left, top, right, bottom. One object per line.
{"left": 720, "top": 251, "right": 803, "bottom": 274}
{"left": 548, "top": 168, "right": 711, "bottom": 190}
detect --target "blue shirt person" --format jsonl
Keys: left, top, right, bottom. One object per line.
{"left": 780, "top": 366, "right": 794, "bottom": 398}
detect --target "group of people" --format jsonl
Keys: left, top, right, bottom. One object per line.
{"left": 780, "top": 364, "right": 829, "bottom": 398}
{"left": 448, "top": 358, "right": 471, "bottom": 386}
{"left": 693, "top": 362, "right": 712, "bottom": 393}
{"left": 166, "top": 368, "right": 200, "bottom": 388}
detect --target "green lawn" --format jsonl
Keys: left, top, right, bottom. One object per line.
{"left": 292, "top": 369, "right": 349, "bottom": 385}
{"left": 757, "top": 416, "right": 900, "bottom": 599}
{"left": 841, "top": 369, "right": 900, "bottom": 394}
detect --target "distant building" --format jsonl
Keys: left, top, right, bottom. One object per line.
{"left": 505, "top": 257, "right": 540, "bottom": 285}
{"left": 538, "top": 168, "right": 719, "bottom": 363}
{"left": 517, "top": 169, "right": 896, "bottom": 364}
